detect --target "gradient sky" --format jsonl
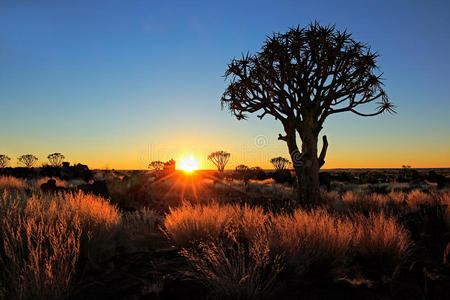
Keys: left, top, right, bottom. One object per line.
{"left": 1, "top": 0, "right": 449, "bottom": 170}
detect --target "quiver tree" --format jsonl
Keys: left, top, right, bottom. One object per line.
{"left": 18, "top": 154, "right": 38, "bottom": 168}
{"left": 221, "top": 22, "right": 395, "bottom": 205}
{"left": 148, "top": 161, "right": 164, "bottom": 172}
{"left": 0, "top": 155, "right": 11, "bottom": 168}
{"left": 47, "top": 153, "right": 65, "bottom": 167}
{"left": 207, "top": 151, "right": 230, "bottom": 173}
{"left": 270, "top": 156, "right": 291, "bottom": 170}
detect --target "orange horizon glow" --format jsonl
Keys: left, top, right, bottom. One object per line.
{"left": 2, "top": 140, "right": 449, "bottom": 171}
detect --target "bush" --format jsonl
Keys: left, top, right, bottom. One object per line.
{"left": 35, "top": 177, "right": 68, "bottom": 189}
{"left": 269, "top": 170, "right": 295, "bottom": 185}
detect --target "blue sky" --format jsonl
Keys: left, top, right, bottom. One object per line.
{"left": 0, "top": 0, "right": 449, "bottom": 169}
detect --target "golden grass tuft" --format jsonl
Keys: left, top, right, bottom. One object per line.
{"left": 164, "top": 202, "right": 235, "bottom": 247}
{"left": 164, "top": 202, "right": 270, "bottom": 247}
{"left": 270, "top": 208, "right": 354, "bottom": 277}
{"left": 0, "top": 190, "right": 120, "bottom": 299}
{"left": 0, "top": 176, "right": 27, "bottom": 192}
{"left": 353, "top": 213, "right": 412, "bottom": 275}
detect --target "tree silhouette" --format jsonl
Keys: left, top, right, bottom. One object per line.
{"left": 270, "top": 157, "right": 291, "bottom": 170}
{"left": 47, "top": 153, "right": 65, "bottom": 167}
{"left": 148, "top": 161, "right": 164, "bottom": 172}
{"left": 207, "top": 151, "right": 230, "bottom": 173}
{"left": 0, "top": 155, "right": 11, "bottom": 168}
{"left": 221, "top": 22, "right": 395, "bottom": 205}
{"left": 18, "top": 154, "right": 38, "bottom": 168}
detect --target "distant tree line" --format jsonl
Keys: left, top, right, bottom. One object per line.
{"left": 0, "top": 152, "right": 67, "bottom": 168}
{"left": 0, "top": 153, "right": 93, "bottom": 181}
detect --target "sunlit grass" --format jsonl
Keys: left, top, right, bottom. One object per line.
{"left": 0, "top": 190, "right": 120, "bottom": 299}
{"left": 0, "top": 176, "right": 27, "bottom": 192}
{"left": 164, "top": 201, "right": 412, "bottom": 286}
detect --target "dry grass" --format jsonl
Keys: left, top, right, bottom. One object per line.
{"left": 164, "top": 201, "right": 412, "bottom": 285}
{"left": 340, "top": 191, "right": 393, "bottom": 215}
{"left": 353, "top": 213, "right": 412, "bottom": 276}
{"left": 0, "top": 176, "right": 27, "bottom": 192}
{"left": 181, "top": 235, "right": 283, "bottom": 300}
{"left": 164, "top": 202, "right": 270, "bottom": 247}
{"left": 270, "top": 208, "right": 354, "bottom": 278}
{"left": 119, "top": 208, "right": 163, "bottom": 250}
{"left": 0, "top": 190, "right": 120, "bottom": 299}
{"left": 322, "top": 190, "right": 450, "bottom": 217}
{"left": 164, "top": 202, "right": 236, "bottom": 247}
{"left": 406, "top": 190, "right": 436, "bottom": 208}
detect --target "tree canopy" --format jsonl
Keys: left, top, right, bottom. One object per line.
{"left": 18, "top": 154, "right": 38, "bottom": 168}
{"left": 208, "top": 151, "right": 230, "bottom": 173}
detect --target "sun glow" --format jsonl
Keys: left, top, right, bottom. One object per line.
{"left": 179, "top": 156, "right": 199, "bottom": 172}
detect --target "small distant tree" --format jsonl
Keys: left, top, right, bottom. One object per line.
{"left": 47, "top": 153, "right": 65, "bottom": 167}
{"left": 148, "top": 161, "right": 164, "bottom": 172}
{"left": 18, "top": 154, "right": 38, "bottom": 168}
{"left": 208, "top": 151, "right": 230, "bottom": 173}
{"left": 270, "top": 157, "right": 291, "bottom": 170}
{"left": 0, "top": 155, "right": 11, "bottom": 168}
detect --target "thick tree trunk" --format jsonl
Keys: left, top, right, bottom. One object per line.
{"left": 299, "top": 129, "right": 320, "bottom": 206}
{"left": 279, "top": 125, "right": 302, "bottom": 200}
{"left": 281, "top": 119, "right": 322, "bottom": 206}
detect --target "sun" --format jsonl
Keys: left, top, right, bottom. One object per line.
{"left": 179, "top": 156, "right": 199, "bottom": 172}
